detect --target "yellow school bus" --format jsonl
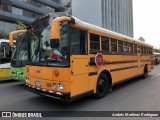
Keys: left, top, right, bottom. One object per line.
{"left": 23, "top": 13, "right": 153, "bottom": 102}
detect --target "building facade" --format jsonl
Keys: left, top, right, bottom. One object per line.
{"left": 0, "top": 0, "right": 68, "bottom": 33}
{"left": 72, "top": 0, "right": 133, "bottom": 37}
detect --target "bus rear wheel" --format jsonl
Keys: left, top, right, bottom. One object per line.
{"left": 94, "top": 73, "right": 108, "bottom": 99}
{"left": 142, "top": 66, "right": 148, "bottom": 79}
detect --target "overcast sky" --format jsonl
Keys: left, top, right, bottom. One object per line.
{"left": 133, "top": 0, "right": 160, "bottom": 48}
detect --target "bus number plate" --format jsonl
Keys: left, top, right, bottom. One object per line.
{"left": 46, "top": 83, "right": 52, "bottom": 88}
{"left": 35, "top": 81, "right": 41, "bottom": 88}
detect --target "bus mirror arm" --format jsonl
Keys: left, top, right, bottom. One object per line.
{"left": 50, "top": 17, "right": 72, "bottom": 40}
{"left": 9, "top": 30, "right": 27, "bottom": 46}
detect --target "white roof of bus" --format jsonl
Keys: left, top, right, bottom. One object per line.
{"left": 153, "top": 52, "right": 160, "bottom": 55}
{"left": 73, "top": 16, "right": 153, "bottom": 47}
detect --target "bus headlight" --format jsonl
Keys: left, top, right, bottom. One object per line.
{"left": 26, "top": 78, "right": 29, "bottom": 83}
{"left": 52, "top": 83, "right": 57, "bottom": 89}
{"left": 58, "top": 83, "right": 64, "bottom": 91}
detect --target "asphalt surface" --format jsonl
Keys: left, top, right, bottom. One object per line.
{"left": 0, "top": 65, "right": 160, "bottom": 120}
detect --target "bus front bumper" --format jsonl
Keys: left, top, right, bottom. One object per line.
{"left": 26, "top": 83, "right": 71, "bottom": 103}
{"left": 26, "top": 83, "right": 94, "bottom": 103}
{"left": 11, "top": 73, "right": 26, "bottom": 81}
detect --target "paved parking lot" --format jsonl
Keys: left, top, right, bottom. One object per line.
{"left": 0, "top": 65, "right": 160, "bottom": 120}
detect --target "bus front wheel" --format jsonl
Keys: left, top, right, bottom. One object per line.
{"left": 94, "top": 73, "right": 108, "bottom": 99}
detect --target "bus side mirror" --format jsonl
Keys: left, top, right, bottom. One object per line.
{"left": 50, "top": 18, "right": 60, "bottom": 49}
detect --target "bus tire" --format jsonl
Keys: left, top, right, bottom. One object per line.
{"left": 94, "top": 73, "right": 108, "bottom": 99}
{"left": 142, "top": 66, "right": 148, "bottom": 79}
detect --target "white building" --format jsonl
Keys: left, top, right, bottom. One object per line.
{"left": 72, "top": 0, "right": 133, "bottom": 37}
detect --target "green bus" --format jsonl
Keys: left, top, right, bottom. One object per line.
{"left": 9, "top": 30, "right": 28, "bottom": 81}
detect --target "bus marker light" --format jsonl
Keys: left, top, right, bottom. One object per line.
{"left": 54, "top": 70, "right": 59, "bottom": 77}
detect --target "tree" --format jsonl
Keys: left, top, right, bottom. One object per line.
{"left": 0, "top": 31, "right": 9, "bottom": 39}
{"left": 16, "top": 20, "right": 27, "bottom": 30}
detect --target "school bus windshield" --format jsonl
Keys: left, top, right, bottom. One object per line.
{"left": 28, "top": 22, "right": 70, "bottom": 67}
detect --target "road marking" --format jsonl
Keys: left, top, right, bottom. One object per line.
{"left": 151, "top": 73, "right": 160, "bottom": 79}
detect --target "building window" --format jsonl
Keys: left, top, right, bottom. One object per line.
{"left": 101, "top": 36, "right": 109, "bottom": 51}
{"left": 23, "top": 10, "right": 37, "bottom": 19}
{"left": 70, "top": 27, "right": 88, "bottom": 54}
{"left": 12, "top": 7, "right": 23, "bottom": 15}
{"left": 90, "top": 33, "right": 100, "bottom": 51}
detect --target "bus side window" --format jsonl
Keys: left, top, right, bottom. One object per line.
{"left": 134, "top": 44, "right": 137, "bottom": 54}
{"left": 144, "top": 47, "right": 146, "bottom": 54}
{"left": 70, "top": 27, "right": 88, "bottom": 55}
{"left": 124, "top": 42, "right": 129, "bottom": 53}
{"left": 101, "top": 37, "right": 109, "bottom": 52}
{"left": 138, "top": 46, "right": 141, "bottom": 53}
{"left": 141, "top": 46, "right": 144, "bottom": 54}
{"left": 90, "top": 33, "right": 100, "bottom": 51}
{"left": 129, "top": 43, "right": 133, "bottom": 53}
{"left": 147, "top": 47, "right": 149, "bottom": 54}
{"left": 111, "top": 38, "right": 117, "bottom": 52}
{"left": 118, "top": 40, "right": 123, "bottom": 52}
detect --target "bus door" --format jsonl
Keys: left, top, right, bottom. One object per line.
{"left": 71, "top": 56, "right": 89, "bottom": 95}
{"left": 137, "top": 45, "right": 142, "bottom": 74}
{"left": 70, "top": 27, "right": 89, "bottom": 96}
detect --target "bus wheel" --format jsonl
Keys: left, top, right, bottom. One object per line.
{"left": 142, "top": 66, "right": 148, "bottom": 79}
{"left": 94, "top": 73, "right": 108, "bottom": 99}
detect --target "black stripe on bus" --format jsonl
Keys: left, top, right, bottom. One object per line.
{"left": 89, "top": 57, "right": 137, "bottom": 66}
{"left": 0, "top": 68, "right": 10, "bottom": 69}
{"left": 110, "top": 60, "right": 137, "bottom": 64}
{"left": 90, "top": 51, "right": 138, "bottom": 56}
{"left": 88, "top": 71, "right": 98, "bottom": 76}
{"left": 110, "top": 66, "right": 138, "bottom": 72}
{"left": 141, "top": 60, "right": 151, "bottom": 62}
